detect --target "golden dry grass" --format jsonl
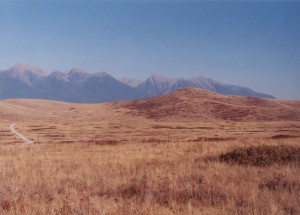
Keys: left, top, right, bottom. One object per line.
{"left": 0, "top": 88, "right": 300, "bottom": 214}
{"left": 0, "top": 133, "right": 299, "bottom": 215}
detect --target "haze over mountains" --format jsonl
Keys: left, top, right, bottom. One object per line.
{"left": 0, "top": 64, "right": 275, "bottom": 103}
{"left": 134, "top": 74, "right": 274, "bottom": 99}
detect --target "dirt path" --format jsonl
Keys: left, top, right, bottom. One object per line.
{"left": 10, "top": 123, "right": 34, "bottom": 144}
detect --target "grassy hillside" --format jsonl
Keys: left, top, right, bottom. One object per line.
{"left": 0, "top": 88, "right": 299, "bottom": 214}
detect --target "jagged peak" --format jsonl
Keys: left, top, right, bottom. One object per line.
{"left": 148, "top": 74, "right": 178, "bottom": 84}
{"left": 67, "top": 68, "right": 89, "bottom": 76}
{"left": 10, "top": 63, "right": 48, "bottom": 76}
{"left": 48, "top": 71, "right": 67, "bottom": 80}
{"left": 120, "top": 77, "right": 143, "bottom": 87}
{"left": 92, "top": 71, "right": 113, "bottom": 78}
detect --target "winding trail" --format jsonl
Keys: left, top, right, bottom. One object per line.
{"left": 10, "top": 123, "right": 34, "bottom": 144}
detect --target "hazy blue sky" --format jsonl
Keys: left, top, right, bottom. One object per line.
{"left": 0, "top": 1, "right": 299, "bottom": 99}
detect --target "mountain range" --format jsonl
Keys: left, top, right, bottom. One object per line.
{"left": 0, "top": 64, "right": 275, "bottom": 103}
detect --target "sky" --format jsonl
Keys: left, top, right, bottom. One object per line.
{"left": 0, "top": 1, "right": 299, "bottom": 99}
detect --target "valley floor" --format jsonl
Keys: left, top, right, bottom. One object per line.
{"left": 0, "top": 120, "right": 299, "bottom": 215}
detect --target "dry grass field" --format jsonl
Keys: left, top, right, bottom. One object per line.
{"left": 0, "top": 88, "right": 300, "bottom": 215}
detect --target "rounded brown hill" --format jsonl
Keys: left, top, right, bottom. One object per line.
{"left": 114, "top": 88, "right": 300, "bottom": 121}
{"left": 1, "top": 88, "right": 299, "bottom": 122}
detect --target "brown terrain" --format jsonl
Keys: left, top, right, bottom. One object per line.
{"left": 0, "top": 88, "right": 300, "bottom": 214}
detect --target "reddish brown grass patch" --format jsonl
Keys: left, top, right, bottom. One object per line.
{"left": 219, "top": 145, "right": 300, "bottom": 166}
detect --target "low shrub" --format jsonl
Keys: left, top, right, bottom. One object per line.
{"left": 219, "top": 145, "right": 300, "bottom": 166}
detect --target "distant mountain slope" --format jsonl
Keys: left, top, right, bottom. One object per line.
{"left": 0, "top": 64, "right": 47, "bottom": 99}
{"left": 0, "top": 63, "right": 275, "bottom": 103}
{"left": 0, "top": 64, "right": 144, "bottom": 103}
{"left": 117, "top": 88, "right": 299, "bottom": 121}
{"left": 2, "top": 63, "right": 48, "bottom": 85}
{"left": 120, "top": 77, "right": 143, "bottom": 87}
{"left": 136, "top": 74, "right": 178, "bottom": 96}
{"left": 137, "top": 75, "right": 275, "bottom": 99}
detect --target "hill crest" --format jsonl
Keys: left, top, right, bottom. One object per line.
{"left": 116, "top": 88, "right": 300, "bottom": 121}
{"left": 1, "top": 88, "right": 299, "bottom": 122}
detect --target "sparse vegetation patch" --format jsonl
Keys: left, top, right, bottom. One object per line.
{"left": 191, "top": 137, "right": 236, "bottom": 142}
{"left": 259, "top": 176, "right": 300, "bottom": 192}
{"left": 95, "top": 139, "right": 119, "bottom": 145}
{"left": 219, "top": 145, "right": 300, "bottom": 166}
{"left": 272, "top": 134, "right": 298, "bottom": 139}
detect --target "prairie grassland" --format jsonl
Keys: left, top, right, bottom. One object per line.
{"left": 0, "top": 120, "right": 299, "bottom": 215}
{"left": 0, "top": 92, "right": 300, "bottom": 214}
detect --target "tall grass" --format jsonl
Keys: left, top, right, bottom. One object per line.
{"left": 0, "top": 138, "right": 299, "bottom": 214}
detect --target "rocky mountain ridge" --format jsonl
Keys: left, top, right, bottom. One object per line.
{"left": 0, "top": 64, "right": 275, "bottom": 103}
